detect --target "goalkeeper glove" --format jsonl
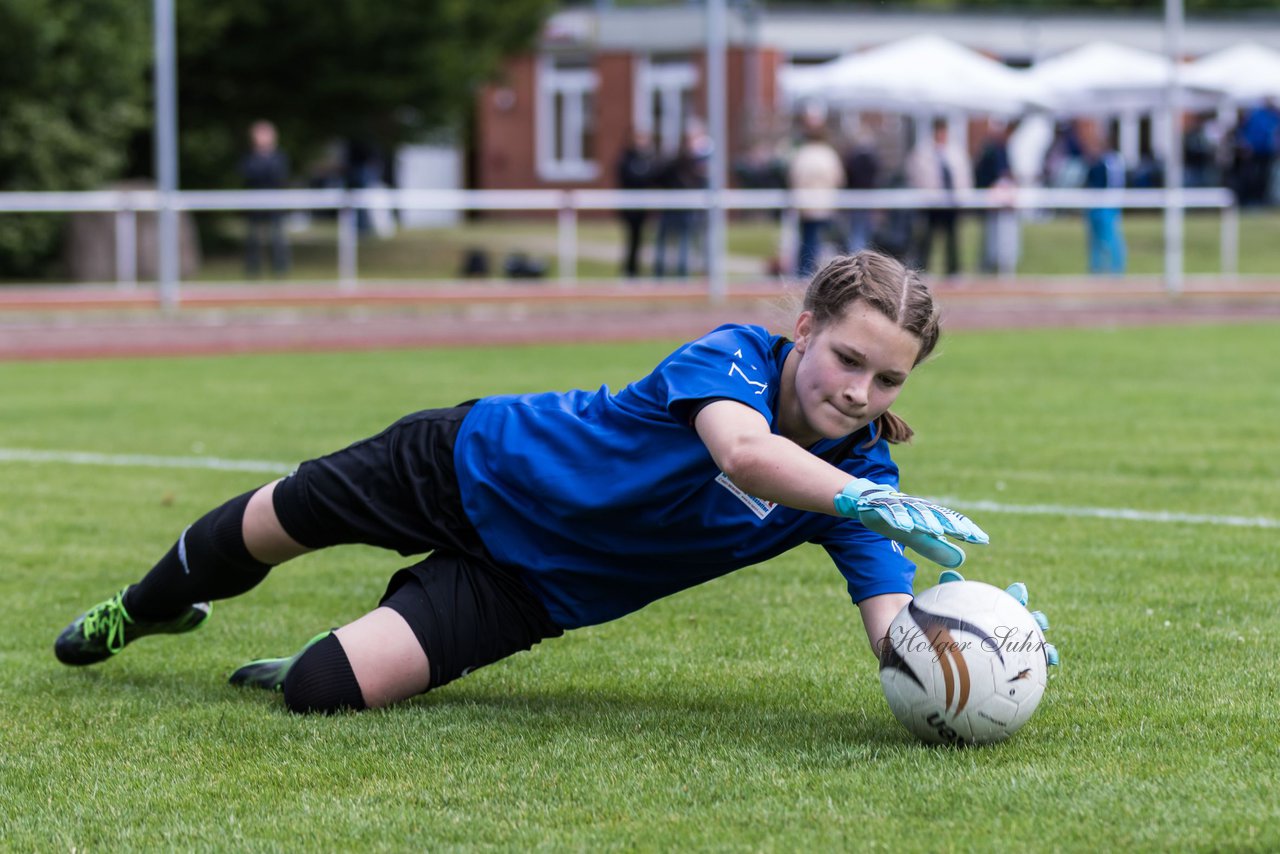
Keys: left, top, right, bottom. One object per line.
{"left": 834, "top": 478, "right": 988, "bottom": 569}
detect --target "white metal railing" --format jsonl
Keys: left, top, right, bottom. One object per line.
{"left": 0, "top": 186, "right": 1238, "bottom": 302}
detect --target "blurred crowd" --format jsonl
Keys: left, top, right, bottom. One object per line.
{"left": 238, "top": 120, "right": 403, "bottom": 278}
{"left": 616, "top": 124, "right": 714, "bottom": 279}
{"left": 614, "top": 99, "right": 1280, "bottom": 280}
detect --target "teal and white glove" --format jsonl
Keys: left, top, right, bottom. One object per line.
{"left": 939, "top": 569, "right": 1060, "bottom": 667}
{"left": 834, "top": 478, "right": 988, "bottom": 569}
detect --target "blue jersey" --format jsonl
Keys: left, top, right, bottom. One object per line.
{"left": 453, "top": 323, "right": 915, "bottom": 629}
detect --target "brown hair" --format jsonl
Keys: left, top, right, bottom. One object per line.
{"left": 801, "top": 250, "right": 941, "bottom": 445}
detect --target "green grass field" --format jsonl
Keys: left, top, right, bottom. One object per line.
{"left": 2, "top": 323, "right": 1279, "bottom": 851}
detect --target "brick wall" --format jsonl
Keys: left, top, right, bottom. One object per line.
{"left": 474, "top": 47, "right": 781, "bottom": 192}
{"left": 475, "top": 54, "right": 538, "bottom": 190}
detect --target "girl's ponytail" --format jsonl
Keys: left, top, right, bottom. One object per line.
{"left": 873, "top": 410, "right": 915, "bottom": 446}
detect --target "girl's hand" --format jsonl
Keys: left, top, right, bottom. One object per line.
{"left": 939, "top": 569, "right": 1059, "bottom": 667}
{"left": 834, "top": 478, "right": 988, "bottom": 569}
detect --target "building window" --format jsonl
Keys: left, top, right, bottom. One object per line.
{"left": 537, "top": 56, "right": 599, "bottom": 182}
{"left": 635, "top": 58, "right": 698, "bottom": 155}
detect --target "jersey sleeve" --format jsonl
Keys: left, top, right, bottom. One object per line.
{"left": 817, "top": 522, "right": 917, "bottom": 604}
{"left": 657, "top": 325, "right": 779, "bottom": 425}
{"left": 814, "top": 432, "right": 916, "bottom": 603}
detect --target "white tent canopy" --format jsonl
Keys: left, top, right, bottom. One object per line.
{"left": 778, "top": 63, "right": 831, "bottom": 102}
{"left": 782, "top": 34, "right": 1046, "bottom": 117}
{"left": 1183, "top": 42, "right": 1280, "bottom": 103}
{"left": 1027, "top": 40, "right": 1221, "bottom": 113}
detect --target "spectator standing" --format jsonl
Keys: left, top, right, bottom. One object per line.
{"left": 906, "top": 119, "right": 972, "bottom": 276}
{"left": 841, "top": 131, "right": 880, "bottom": 255}
{"left": 241, "top": 120, "right": 290, "bottom": 277}
{"left": 1237, "top": 101, "right": 1280, "bottom": 206}
{"left": 1043, "top": 120, "right": 1086, "bottom": 189}
{"left": 345, "top": 138, "right": 385, "bottom": 235}
{"left": 1182, "top": 114, "right": 1217, "bottom": 189}
{"left": 973, "top": 120, "right": 1020, "bottom": 276}
{"left": 1082, "top": 126, "right": 1127, "bottom": 275}
{"left": 653, "top": 128, "right": 708, "bottom": 278}
{"left": 733, "top": 140, "right": 788, "bottom": 196}
{"left": 616, "top": 129, "right": 658, "bottom": 278}
{"left": 788, "top": 117, "right": 845, "bottom": 278}
{"left": 685, "top": 127, "right": 713, "bottom": 273}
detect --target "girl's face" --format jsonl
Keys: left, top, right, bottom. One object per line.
{"left": 783, "top": 301, "right": 922, "bottom": 446}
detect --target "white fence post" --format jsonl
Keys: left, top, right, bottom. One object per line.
{"left": 113, "top": 198, "right": 138, "bottom": 291}
{"left": 558, "top": 192, "right": 577, "bottom": 284}
{"left": 705, "top": 0, "right": 729, "bottom": 304}
{"left": 337, "top": 200, "right": 358, "bottom": 291}
{"left": 779, "top": 205, "right": 800, "bottom": 277}
{"left": 153, "top": 0, "right": 181, "bottom": 311}
{"left": 1221, "top": 204, "right": 1239, "bottom": 279}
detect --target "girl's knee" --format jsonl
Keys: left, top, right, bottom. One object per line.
{"left": 332, "top": 607, "right": 432, "bottom": 708}
{"left": 244, "top": 480, "right": 311, "bottom": 565}
{"left": 281, "top": 632, "right": 367, "bottom": 714}
{"left": 281, "top": 609, "right": 431, "bottom": 713}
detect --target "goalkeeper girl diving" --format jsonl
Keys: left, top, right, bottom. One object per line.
{"left": 54, "top": 249, "right": 1054, "bottom": 714}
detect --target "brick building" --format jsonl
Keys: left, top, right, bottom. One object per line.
{"left": 475, "top": 6, "right": 782, "bottom": 192}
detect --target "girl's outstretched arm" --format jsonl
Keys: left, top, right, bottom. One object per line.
{"left": 696, "top": 398, "right": 987, "bottom": 569}
{"left": 693, "top": 399, "right": 854, "bottom": 515}
{"left": 698, "top": 400, "right": 915, "bottom": 656}
{"left": 858, "top": 593, "right": 912, "bottom": 657}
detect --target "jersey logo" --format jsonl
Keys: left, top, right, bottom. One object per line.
{"left": 728, "top": 361, "right": 768, "bottom": 395}
{"left": 716, "top": 472, "right": 778, "bottom": 519}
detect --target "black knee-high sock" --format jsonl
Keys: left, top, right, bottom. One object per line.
{"left": 282, "top": 633, "right": 367, "bottom": 714}
{"left": 123, "top": 490, "right": 272, "bottom": 620}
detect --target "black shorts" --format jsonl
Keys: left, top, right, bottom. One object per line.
{"left": 380, "top": 553, "right": 562, "bottom": 690}
{"left": 272, "top": 403, "right": 485, "bottom": 558}
{"left": 272, "top": 403, "right": 563, "bottom": 690}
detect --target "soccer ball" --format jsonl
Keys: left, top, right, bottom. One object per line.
{"left": 878, "top": 580, "right": 1049, "bottom": 746}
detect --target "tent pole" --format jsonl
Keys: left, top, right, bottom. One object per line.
{"left": 1163, "top": 0, "right": 1185, "bottom": 295}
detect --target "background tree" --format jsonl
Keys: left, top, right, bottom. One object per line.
{"left": 0, "top": 0, "right": 553, "bottom": 277}
{"left": 0, "top": 0, "right": 150, "bottom": 277}
{"left": 172, "top": 0, "right": 557, "bottom": 190}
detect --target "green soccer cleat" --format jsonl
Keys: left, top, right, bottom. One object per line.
{"left": 228, "top": 631, "right": 331, "bottom": 692}
{"left": 54, "top": 589, "right": 211, "bottom": 666}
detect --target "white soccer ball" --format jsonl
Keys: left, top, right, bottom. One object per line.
{"left": 878, "top": 580, "right": 1049, "bottom": 746}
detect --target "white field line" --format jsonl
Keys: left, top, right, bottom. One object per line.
{"left": 0, "top": 447, "right": 292, "bottom": 475}
{"left": 1, "top": 446, "right": 1277, "bottom": 530}
{"left": 930, "top": 496, "right": 1280, "bottom": 530}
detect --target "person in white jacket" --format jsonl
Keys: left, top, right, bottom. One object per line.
{"left": 789, "top": 117, "right": 846, "bottom": 278}
{"left": 906, "top": 119, "right": 972, "bottom": 276}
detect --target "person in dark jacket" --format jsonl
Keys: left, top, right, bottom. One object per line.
{"left": 654, "top": 128, "right": 709, "bottom": 278}
{"left": 973, "top": 120, "right": 1020, "bottom": 276}
{"left": 842, "top": 132, "right": 880, "bottom": 255}
{"left": 241, "top": 121, "right": 290, "bottom": 277}
{"left": 616, "top": 130, "right": 658, "bottom": 277}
